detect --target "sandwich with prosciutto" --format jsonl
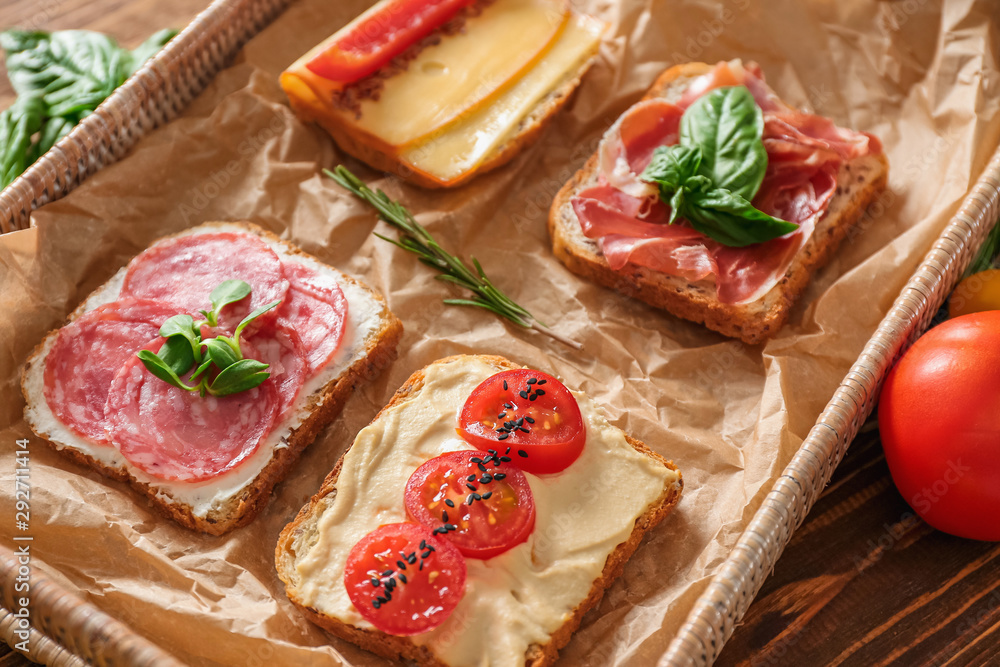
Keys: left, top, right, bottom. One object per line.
{"left": 21, "top": 222, "right": 402, "bottom": 534}
{"left": 280, "top": 0, "right": 605, "bottom": 188}
{"left": 549, "top": 61, "right": 888, "bottom": 344}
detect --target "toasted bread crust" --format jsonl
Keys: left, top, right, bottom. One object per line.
{"left": 20, "top": 222, "right": 403, "bottom": 536}
{"left": 297, "top": 51, "right": 598, "bottom": 189}
{"left": 275, "top": 354, "right": 683, "bottom": 667}
{"left": 548, "top": 62, "right": 890, "bottom": 344}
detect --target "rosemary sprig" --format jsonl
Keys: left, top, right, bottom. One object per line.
{"left": 325, "top": 166, "right": 581, "bottom": 350}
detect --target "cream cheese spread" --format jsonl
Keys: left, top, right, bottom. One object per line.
{"left": 292, "top": 356, "right": 679, "bottom": 666}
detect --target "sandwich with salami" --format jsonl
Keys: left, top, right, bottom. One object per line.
{"left": 280, "top": 0, "right": 605, "bottom": 188}
{"left": 21, "top": 222, "right": 402, "bottom": 534}
{"left": 276, "top": 355, "right": 682, "bottom": 666}
{"left": 549, "top": 60, "right": 888, "bottom": 344}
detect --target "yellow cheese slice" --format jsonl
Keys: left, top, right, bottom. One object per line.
{"left": 398, "top": 13, "right": 603, "bottom": 185}
{"left": 283, "top": 0, "right": 571, "bottom": 150}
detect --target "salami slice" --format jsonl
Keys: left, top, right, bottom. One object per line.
{"left": 104, "top": 337, "right": 279, "bottom": 482}
{"left": 275, "top": 261, "right": 348, "bottom": 373}
{"left": 252, "top": 323, "right": 308, "bottom": 423}
{"left": 43, "top": 298, "right": 184, "bottom": 445}
{"left": 120, "top": 232, "right": 289, "bottom": 333}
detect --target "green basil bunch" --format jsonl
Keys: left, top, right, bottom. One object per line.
{"left": 0, "top": 28, "right": 176, "bottom": 188}
{"left": 641, "top": 86, "right": 798, "bottom": 247}
{"left": 137, "top": 280, "right": 281, "bottom": 398}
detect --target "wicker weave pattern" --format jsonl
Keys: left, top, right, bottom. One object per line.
{"left": 0, "top": 0, "right": 293, "bottom": 234}
{"left": 661, "top": 144, "right": 1000, "bottom": 666}
{"left": 0, "top": 546, "right": 185, "bottom": 666}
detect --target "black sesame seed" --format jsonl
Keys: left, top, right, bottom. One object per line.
{"left": 373, "top": 600, "right": 381, "bottom": 609}
{"left": 500, "top": 456, "right": 511, "bottom": 462}
{"left": 467, "top": 474, "right": 477, "bottom": 482}
{"left": 535, "top": 389, "right": 546, "bottom": 397}
{"left": 421, "top": 550, "right": 432, "bottom": 559}
{"left": 504, "top": 421, "right": 514, "bottom": 430}
{"left": 433, "top": 527, "right": 446, "bottom": 535}
{"left": 519, "top": 390, "right": 529, "bottom": 399}
{"left": 408, "top": 553, "right": 417, "bottom": 564}
{"left": 525, "top": 417, "right": 535, "bottom": 424}
{"left": 518, "top": 450, "right": 528, "bottom": 458}
{"left": 386, "top": 580, "right": 396, "bottom": 591}
{"left": 397, "top": 560, "right": 406, "bottom": 570}
{"left": 518, "top": 426, "right": 530, "bottom": 433}
{"left": 466, "top": 482, "right": 477, "bottom": 491}
{"left": 497, "top": 413, "right": 506, "bottom": 419}
{"left": 399, "top": 574, "right": 408, "bottom": 584}
{"left": 467, "top": 495, "right": 476, "bottom": 505}
{"left": 529, "top": 394, "right": 538, "bottom": 401}
{"left": 371, "top": 579, "right": 380, "bottom": 587}
{"left": 472, "top": 493, "right": 481, "bottom": 501}
{"left": 527, "top": 378, "right": 537, "bottom": 385}
{"left": 498, "top": 433, "right": 509, "bottom": 441}
{"left": 382, "top": 570, "right": 393, "bottom": 577}
{"left": 445, "top": 499, "right": 455, "bottom": 508}
{"left": 384, "top": 591, "right": 392, "bottom": 601}
{"left": 503, "top": 380, "right": 508, "bottom": 390}
{"left": 482, "top": 491, "right": 493, "bottom": 500}
{"left": 488, "top": 448, "right": 498, "bottom": 455}
{"left": 494, "top": 473, "right": 506, "bottom": 480}
{"left": 419, "top": 560, "right": 424, "bottom": 570}
{"left": 480, "top": 474, "right": 492, "bottom": 484}
{"left": 537, "top": 379, "right": 546, "bottom": 384}
{"left": 477, "top": 462, "right": 487, "bottom": 472}
{"left": 471, "top": 456, "right": 483, "bottom": 463}
{"left": 504, "top": 403, "right": 514, "bottom": 410}
{"left": 377, "top": 596, "right": 387, "bottom": 604}
{"left": 420, "top": 540, "right": 427, "bottom": 549}
{"left": 505, "top": 447, "right": 511, "bottom": 454}
{"left": 442, "top": 511, "right": 449, "bottom": 523}
{"left": 446, "top": 523, "right": 457, "bottom": 531}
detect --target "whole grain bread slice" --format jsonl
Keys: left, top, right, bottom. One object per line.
{"left": 305, "top": 53, "right": 598, "bottom": 190}
{"left": 549, "top": 62, "right": 890, "bottom": 344}
{"left": 275, "top": 354, "right": 683, "bottom": 667}
{"left": 21, "top": 222, "right": 403, "bottom": 535}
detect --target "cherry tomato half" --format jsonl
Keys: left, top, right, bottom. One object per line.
{"left": 459, "top": 369, "right": 586, "bottom": 475}
{"left": 405, "top": 450, "right": 536, "bottom": 559}
{"left": 343, "top": 522, "right": 466, "bottom": 635}
{"left": 879, "top": 311, "right": 1000, "bottom": 541}
{"left": 305, "top": 0, "right": 474, "bottom": 83}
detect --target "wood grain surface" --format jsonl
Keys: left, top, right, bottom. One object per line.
{"left": 1, "top": 0, "right": 996, "bottom": 666}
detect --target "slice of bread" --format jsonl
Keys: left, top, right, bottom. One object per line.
{"left": 20, "top": 222, "right": 403, "bottom": 535}
{"left": 317, "top": 52, "right": 598, "bottom": 189}
{"left": 549, "top": 62, "right": 890, "bottom": 344}
{"left": 275, "top": 354, "right": 683, "bottom": 667}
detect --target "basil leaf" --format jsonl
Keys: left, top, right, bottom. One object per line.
{"left": 136, "top": 350, "right": 197, "bottom": 391}
{"left": 683, "top": 187, "right": 798, "bottom": 247}
{"left": 233, "top": 300, "right": 282, "bottom": 341}
{"left": 641, "top": 145, "right": 702, "bottom": 191}
{"left": 680, "top": 86, "right": 767, "bottom": 201}
{"left": 0, "top": 94, "right": 44, "bottom": 187}
{"left": 158, "top": 336, "right": 195, "bottom": 377}
{"left": 209, "top": 359, "right": 271, "bottom": 397}
{"left": 204, "top": 337, "right": 241, "bottom": 370}
{"left": 210, "top": 279, "right": 251, "bottom": 315}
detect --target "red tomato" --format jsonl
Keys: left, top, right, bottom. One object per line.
{"left": 305, "top": 0, "right": 474, "bottom": 83}
{"left": 404, "top": 450, "right": 536, "bottom": 559}
{"left": 879, "top": 311, "right": 1000, "bottom": 541}
{"left": 459, "top": 369, "right": 586, "bottom": 475}
{"left": 343, "top": 522, "right": 466, "bottom": 635}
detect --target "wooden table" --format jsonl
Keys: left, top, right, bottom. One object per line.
{"left": 2, "top": 1, "right": 997, "bottom": 666}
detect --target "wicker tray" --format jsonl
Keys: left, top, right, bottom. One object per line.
{"left": 1, "top": 0, "right": 999, "bottom": 664}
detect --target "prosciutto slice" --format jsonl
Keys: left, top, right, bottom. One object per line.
{"left": 104, "top": 337, "right": 280, "bottom": 482}
{"left": 121, "top": 232, "right": 289, "bottom": 332}
{"left": 43, "top": 299, "right": 186, "bottom": 445}
{"left": 571, "top": 61, "right": 881, "bottom": 305}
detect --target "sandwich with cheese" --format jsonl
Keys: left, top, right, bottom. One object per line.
{"left": 549, "top": 60, "right": 888, "bottom": 344}
{"left": 276, "top": 354, "right": 682, "bottom": 666}
{"left": 281, "top": 0, "right": 605, "bottom": 188}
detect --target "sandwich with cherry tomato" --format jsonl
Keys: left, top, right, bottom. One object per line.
{"left": 280, "top": 0, "right": 605, "bottom": 188}
{"left": 275, "top": 355, "right": 682, "bottom": 666}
